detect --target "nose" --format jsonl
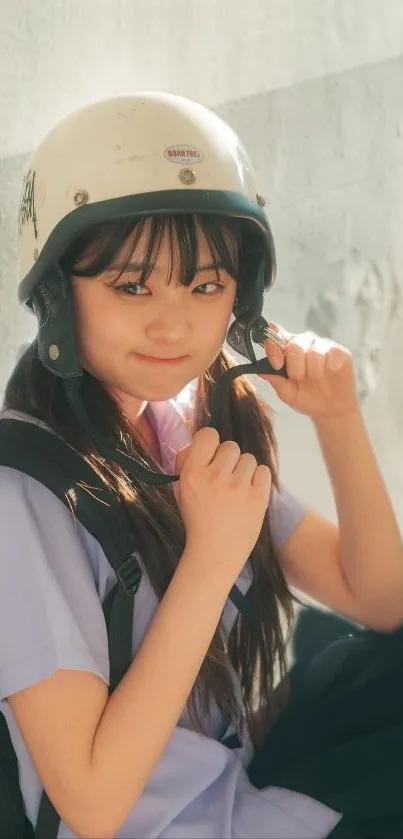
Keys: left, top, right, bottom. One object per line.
{"left": 144, "top": 297, "right": 190, "bottom": 346}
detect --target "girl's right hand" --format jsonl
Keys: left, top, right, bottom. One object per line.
{"left": 174, "top": 428, "right": 272, "bottom": 584}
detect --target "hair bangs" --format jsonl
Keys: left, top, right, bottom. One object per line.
{"left": 60, "top": 213, "right": 245, "bottom": 288}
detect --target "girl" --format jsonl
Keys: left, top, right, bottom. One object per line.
{"left": 1, "top": 92, "right": 403, "bottom": 839}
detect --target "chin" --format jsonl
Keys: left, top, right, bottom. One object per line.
{"left": 128, "top": 379, "right": 194, "bottom": 403}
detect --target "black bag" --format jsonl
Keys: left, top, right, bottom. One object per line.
{"left": 248, "top": 613, "right": 403, "bottom": 839}
{"left": 0, "top": 418, "right": 143, "bottom": 839}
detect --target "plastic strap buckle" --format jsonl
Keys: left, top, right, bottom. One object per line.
{"left": 116, "top": 552, "right": 143, "bottom": 596}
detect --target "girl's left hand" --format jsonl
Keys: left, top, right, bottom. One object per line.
{"left": 260, "top": 322, "right": 360, "bottom": 422}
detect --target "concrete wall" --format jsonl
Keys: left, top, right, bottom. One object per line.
{"left": 1, "top": 1, "right": 403, "bottom": 522}
{"left": 218, "top": 54, "right": 403, "bottom": 520}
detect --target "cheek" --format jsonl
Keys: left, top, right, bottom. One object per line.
{"left": 71, "top": 287, "right": 90, "bottom": 353}
{"left": 72, "top": 290, "right": 98, "bottom": 357}
{"left": 211, "top": 289, "right": 236, "bottom": 337}
{"left": 197, "top": 295, "right": 235, "bottom": 358}
{"left": 71, "top": 284, "right": 122, "bottom": 369}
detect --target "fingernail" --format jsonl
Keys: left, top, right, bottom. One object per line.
{"left": 268, "top": 351, "right": 284, "bottom": 370}
{"left": 329, "top": 351, "right": 344, "bottom": 372}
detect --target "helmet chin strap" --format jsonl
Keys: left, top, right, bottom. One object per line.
{"left": 64, "top": 311, "right": 287, "bottom": 488}
{"left": 208, "top": 310, "right": 288, "bottom": 430}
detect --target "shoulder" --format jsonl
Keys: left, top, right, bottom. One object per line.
{"left": 0, "top": 411, "right": 109, "bottom": 588}
{"left": 0, "top": 463, "right": 111, "bottom": 699}
{"left": 0, "top": 461, "right": 103, "bottom": 585}
{"left": 0, "top": 407, "right": 53, "bottom": 432}
{"left": 0, "top": 409, "right": 77, "bottom": 527}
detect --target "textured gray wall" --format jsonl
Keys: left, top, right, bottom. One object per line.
{"left": 218, "top": 54, "right": 403, "bottom": 519}
{"left": 1, "top": 1, "right": 403, "bottom": 522}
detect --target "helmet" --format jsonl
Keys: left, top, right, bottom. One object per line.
{"left": 18, "top": 91, "right": 276, "bottom": 375}
{"left": 16, "top": 92, "right": 280, "bottom": 482}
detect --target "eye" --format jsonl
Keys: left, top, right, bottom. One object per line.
{"left": 117, "top": 282, "right": 149, "bottom": 296}
{"left": 194, "top": 282, "right": 226, "bottom": 295}
{"left": 115, "top": 280, "right": 227, "bottom": 297}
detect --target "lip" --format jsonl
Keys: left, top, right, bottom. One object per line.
{"left": 135, "top": 352, "right": 189, "bottom": 366}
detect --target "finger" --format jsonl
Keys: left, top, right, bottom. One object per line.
{"left": 180, "top": 427, "right": 220, "bottom": 470}
{"left": 264, "top": 340, "right": 285, "bottom": 371}
{"left": 264, "top": 321, "right": 291, "bottom": 371}
{"left": 306, "top": 339, "right": 327, "bottom": 381}
{"left": 284, "top": 333, "right": 312, "bottom": 381}
{"left": 175, "top": 444, "right": 192, "bottom": 473}
{"left": 327, "top": 345, "right": 350, "bottom": 374}
{"left": 210, "top": 440, "right": 241, "bottom": 475}
{"left": 232, "top": 452, "right": 258, "bottom": 482}
{"left": 267, "top": 321, "right": 293, "bottom": 345}
{"left": 251, "top": 463, "right": 272, "bottom": 494}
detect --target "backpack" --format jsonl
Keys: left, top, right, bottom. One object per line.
{"left": 0, "top": 417, "right": 253, "bottom": 839}
{"left": 0, "top": 418, "right": 143, "bottom": 838}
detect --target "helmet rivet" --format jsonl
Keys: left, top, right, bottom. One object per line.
{"left": 179, "top": 168, "right": 196, "bottom": 186}
{"left": 257, "top": 194, "right": 266, "bottom": 208}
{"left": 73, "top": 189, "right": 89, "bottom": 206}
{"left": 33, "top": 248, "right": 39, "bottom": 261}
{"left": 49, "top": 344, "right": 60, "bottom": 361}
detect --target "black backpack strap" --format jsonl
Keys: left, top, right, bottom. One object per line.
{"left": 0, "top": 710, "right": 34, "bottom": 838}
{"left": 0, "top": 420, "right": 142, "bottom": 689}
{"left": 0, "top": 420, "right": 140, "bottom": 838}
{"left": 0, "top": 420, "right": 142, "bottom": 686}
{"left": 0, "top": 420, "right": 141, "bottom": 586}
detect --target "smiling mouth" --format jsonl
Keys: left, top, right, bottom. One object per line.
{"left": 135, "top": 353, "right": 189, "bottom": 365}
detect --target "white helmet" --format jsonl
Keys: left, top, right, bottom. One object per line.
{"left": 17, "top": 91, "right": 276, "bottom": 378}
{"left": 18, "top": 92, "right": 274, "bottom": 293}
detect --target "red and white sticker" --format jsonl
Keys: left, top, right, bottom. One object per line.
{"left": 164, "top": 145, "right": 204, "bottom": 164}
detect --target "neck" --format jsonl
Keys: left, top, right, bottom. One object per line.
{"left": 108, "top": 388, "right": 160, "bottom": 462}
{"left": 109, "top": 388, "right": 148, "bottom": 428}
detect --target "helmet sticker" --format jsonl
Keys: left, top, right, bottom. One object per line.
{"left": 164, "top": 145, "right": 204, "bottom": 164}
{"left": 18, "top": 169, "right": 39, "bottom": 240}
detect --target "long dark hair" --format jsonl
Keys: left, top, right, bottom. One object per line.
{"left": 5, "top": 214, "right": 294, "bottom": 745}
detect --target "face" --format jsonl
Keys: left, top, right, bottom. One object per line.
{"left": 71, "top": 221, "right": 237, "bottom": 422}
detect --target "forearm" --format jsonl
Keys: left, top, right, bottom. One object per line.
{"left": 314, "top": 410, "right": 403, "bottom": 628}
{"left": 86, "top": 550, "right": 230, "bottom": 836}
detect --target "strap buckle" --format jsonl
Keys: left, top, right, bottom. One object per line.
{"left": 116, "top": 552, "right": 143, "bottom": 596}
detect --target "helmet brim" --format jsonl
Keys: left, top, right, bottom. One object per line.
{"left": 18, "top": 189, "right": 276, "bottom": 304}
